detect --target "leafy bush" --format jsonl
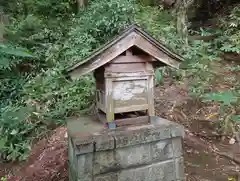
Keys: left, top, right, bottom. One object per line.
{"left": 0, "top": 106, "right": 37, "bottom": 161}
{"left": 1, "top": 0, "right": 239, "bottom": 162}
{"left": 218, "top": 5, "right": 240, "bottom": 53}
{"left": 0, "top": 0, "right": 136, "bottom": 161}
{"left": 1, "top": 0, "right": 76, "bottom": 18}
{"left": 60, "top": 0, "right": 135, "bottom": 68}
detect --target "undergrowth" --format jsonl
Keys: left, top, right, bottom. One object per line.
{"left": 0, "top": 0, "right": 239, "bottom": 161}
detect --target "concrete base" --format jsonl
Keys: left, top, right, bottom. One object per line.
{"left": 67, "top": 116, "right": 185, "bottom": 181}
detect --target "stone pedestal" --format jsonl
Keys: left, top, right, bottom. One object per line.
{"left": 67, "top": 116, "right": 185, "bottom": 181}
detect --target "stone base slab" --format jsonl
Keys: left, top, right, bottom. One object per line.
{"left": 67, "top": 116, "right": 185, "bottom": 181}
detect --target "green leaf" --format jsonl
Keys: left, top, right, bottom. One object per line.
{"left": 231, "top": 115, "right": 240, "bottom": 122}
{"left": 0, "top": 44, "right": 35, "bottom": 58}
{"left": 0, "top": 138, "right": 6, "bottom": 149}
{"left": 155, "top": 69, "right": 163, "bottom": 85}
{"left": 10, "top": 129, "right": 18, "bottom": 135}
{"left": 202, "top": 91, "right": 238, "bottom": 105}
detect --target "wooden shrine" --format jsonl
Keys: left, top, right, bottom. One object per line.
{"left": 66, "top": 24, "right": 183, "bottom": 128}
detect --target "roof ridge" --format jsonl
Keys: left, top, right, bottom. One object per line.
{"left": 66, "top": 24, "right": 183, "bottom": 75}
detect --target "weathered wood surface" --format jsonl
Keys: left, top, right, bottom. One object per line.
{"left": 112, "top": 79, "right": 147, "bottom": 107}
{"left": 68, "top": 32, "right": 136, "bottom": 79}
{"left": 115, "top": 116, "right": 150, "bottom": 127}
{"left": 105, "top": 78, "right": 114, "bottom": 123}
{"left": 105, "top": 63, "right": 146, "bottom": 73}
{"left": 96, "top": 70, "right": 155, "bottom": 120}
{"left": 66, "top": 25, "right": 184, "bottom": 126}
{"left": 134, "top": 33, "right": 180, "bottom": 68}
{"left": 105, "top": 72, "right": 153, "bottom": 78}
{"left": 96, "top": 90, "right": 105, "bottom": 112}
{"left": 67, "top": 24, "right": 183, "bottom": 79}
{"left": 111, "top": 54, "right": 153, "bottom": 63}
{"left": 147, "top": 74, "right": 155, "bottom": 116}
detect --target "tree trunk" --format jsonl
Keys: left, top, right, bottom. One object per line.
{"left": 175, "top": 0, "right": 188, "bottom": 46}
{"left": 77, "top": 0, "right": 88, "bottom": 10}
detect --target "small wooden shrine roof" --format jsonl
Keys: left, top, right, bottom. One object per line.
{"left": 66, "top": 24, "right": 184, "bottom": 77}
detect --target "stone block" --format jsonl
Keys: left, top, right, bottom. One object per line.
{"left": 93, "top": 144, "right": 152, "bottom": 175}
{"left": 114, "top": 125, "right": 171, "bottom": 149}
{"left": 117, "top": 144, "right": 151, "bottom": 167}
{"left": 151, "top": 160, "right": 176, "bottom": 181}
{"left": 69, "top": 166, "right": 74, "bottom": 181}
{"left": 77, "top": 177, "right": 92, "bottom": 181}
{"left": 118, "top": 165, "right": 152, "bottom": 181}
{"left": 75, "top": 142, "right": 94, "bottom": 155}
{"left": 118, "top": 159, "right": 176, "bottom": 181}
{"left": 69, "top": 163, "right": 78, "bottom": 181}
{"left": 77, "top": 153, "right": 93, "bottom": 178}
{"left": 150, "top": 116, "right": 173, "bottom": 125}
{"left": 114, "top": 131, "right": 145, "bottom": 148}
{"left": 175, "top": 157, "right": 185, "bottom": 180}
{"left": 172, "top": 137, "right": 183, "bottom": 158}
{"left": 150, "top": 139, "right": 173, "bottom": 161}
{"left": 149, "top": 126, "right": 171, "bottom": 142}
{"left": 68, "top": 138, "right": 77, "bottom": 167}
{"left": 67, "top": 116, "right": 185, "bottom": 181}
{"left": 93, "top": 150, "right": 121, "bottom": 175}
{"left": 95, "top": 135, "right": 115, "bottom": 151}
{"left": 94, "top": 172, "right": 118, "bottom": 181}
{"left": 171, "top": 125, "right": 184, "bottom": 138}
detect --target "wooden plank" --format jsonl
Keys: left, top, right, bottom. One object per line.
{"left": 111, "top": 76, "right": 148, "bottom": 81}
{"left": 69, "top": 32, "right": 137, "bottom": 79}
{"left": 114, "top": 104, "right": 148, "bottom": 113}
{"left": 96, "top": 102, "right": 106, "bottom": 113}
{"left": 126, "top": 49, "right": 132, "bottom": 56}
{"left": 105, "top": 71, "right": 153, "bottom": 78}
{"left": 105, "top": 63, "right": 146, "bottom": 72}
{"left": 147, "top": 75, "right": 155, "bottom": 116}
{"left": 112, "top": 76, "right": 148, "bottom": 81}
{"left": 115, "top": 116, "right": 150, "bottom": 127}
{"left": 134, "top": 34, "right": 180, "bottom": 69}
{"left": 111, "top": 54, "right": 153, "bottom": 64}
{"left": 96, "top": 90, "right": 106, "bottom": 113}
{"left": 114, "top": 96, "right": 147, "bottom": 109}
{"left": 146, "top": 62, "right": 154, "bottom": 116}
{"left": 97, "top": 110, "right": 107, "bottom": 124}
{"left": 105, "top": 78, "right": 114, "bottom": 123}
{"left": 145, "top": 61, "right": 154, "bottom": 71}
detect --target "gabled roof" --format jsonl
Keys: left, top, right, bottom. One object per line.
{"left": 66, "top": 24, "right": 184, "bottom": 77}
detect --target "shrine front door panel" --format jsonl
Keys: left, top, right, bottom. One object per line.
{"left": 112, "top": 79, "right": 148, "bottom": 113}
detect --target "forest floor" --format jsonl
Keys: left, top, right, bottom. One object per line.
{"left": 0, "top": 60, "right": 239, "bottom": 181}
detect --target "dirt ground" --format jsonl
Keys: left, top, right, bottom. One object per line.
{"left": 0, "top": 60, "right": 239, "bottom": 181}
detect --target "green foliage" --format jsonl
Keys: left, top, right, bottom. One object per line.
{"left": 1, "top": 0, "right": 239, "bottom": 162}
{"left": 1, "top": 0, "right": 76, "bottom": 18}
{"left": 0, "top": 106, "right": 37, "bottom": 161}
{"left": 134, "top": 5, "right": 182, "bottom": 51}
{"left": 155, "top": 69, "right": 164, "bottom": 85}
{"left": 0, "top": 176, "right": 7, "bottom": 181}
{"left": 61, "top": 0, "right": 135, "bottom": 68}
{"left": 184, "top": 40, "right": 219, "bottom": 97}
{"left": 202, "top": 91, "right": 238, "bottom": 106}
{"left": 218, "top": 5, "right": 240, "bottom": 53}
{"left": 202, "top": 89, "right": 240, "bottom": 134}
{"left": 187, "top": 6, "right": 240, "bottom": 134}
{"left": 0, "top": 44, "right": 34, "bottom": 70}
{"left": 0, "top": 0, "right": 136, "bottom": 161}
{"left": 231, "top": 115, "right": 240, "bottom": 122}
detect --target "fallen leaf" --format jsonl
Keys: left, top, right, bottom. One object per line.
{"left": 229, "top": 138, "right": 236, "bottom": 145}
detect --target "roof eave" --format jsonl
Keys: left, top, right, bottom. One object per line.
{"left": 66, "top": 24, "right": 184, "bottom": 75}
